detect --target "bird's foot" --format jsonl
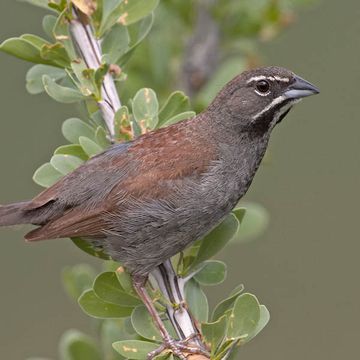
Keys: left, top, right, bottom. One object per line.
{"left": 147, "top": 335, "right": 210, "bottom": 360}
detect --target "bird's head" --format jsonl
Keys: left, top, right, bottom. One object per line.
{"left": 209, "top": 66, "right": 319, "bottom": 133}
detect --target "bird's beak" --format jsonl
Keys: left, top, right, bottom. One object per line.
{"left": 284, "top": 75, "right": 320, "bottom": 100}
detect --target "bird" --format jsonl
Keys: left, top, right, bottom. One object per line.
{"left": 0, "top": 66, "right": 319, "bottom": 359}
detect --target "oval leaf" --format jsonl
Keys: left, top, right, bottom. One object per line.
{"left": 79, "top": 136, "right": 103, "bottom": 157}
{"left": 78, "top": 289, "right": 133, "bottom": 319}
{"left": 116, "top": 0, "right": 159, "bottom": 26}
{"left": 131, "top": 305, "right": 162, "bottom": 342}
{"left": 185, "top": 279, "right": 208, "bottom": 323}
{"left": 102, "top": 24, "right": 130, "bottom": 64}
{"left": 202, "top": 315, "right": 228, "bottom": 354}
{"left": 62, "top": 118, "right": 95, "bottom": 144}
{"left": 33, "top": 162, "right": 63, "bottom": 188}
{"left": 226, "top": 293, "right": 260, "bottom": 340}
{"left": 43, "top": 75, "right": 88, "bottom": 103}
{"left": 26, "top": 64, "right": 66, "bottom": 94}
{"left": 232, "top": 203, "right": 269, "bottom": 243}
{"left": 157, "top": 91, "right": 191, "bottom": 127}
{"left": 55, "top": 144, "right": 89, "bottom": 161}
{"left": 0, "top": 37, "right": 46, "bottom": 64}
{"left": 132, "top": 88, "right": 159, "bottom": 130}
{"left": 245, "top": 304, "right": 270, "bottom": 343}
{"left": 212, "top": 284, "right": 245, "bottom": 321}
{"left": 50, "top": 154, "right": 83, "bottom": 175}
{"left": 93, "top": 272, "right": 140, "bottom": 307}
{"left": 194, "top": 260, "right": 227, "bottom": 286}
{"left": 112, "top": 340, "right": 158, "bottom": 359}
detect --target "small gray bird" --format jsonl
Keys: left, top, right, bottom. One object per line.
{"left": 0, "top": 66, "right": 319, "bottom": 358}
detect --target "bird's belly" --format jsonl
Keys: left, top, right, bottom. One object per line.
{"left": 101, "top": 177, "right": 244, "bottom": 276}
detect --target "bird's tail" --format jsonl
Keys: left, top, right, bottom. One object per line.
{"left": 0, "top": 201, "right": 31, "bottom": 226}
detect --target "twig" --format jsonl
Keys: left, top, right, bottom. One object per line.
{"left": 69, "top": 6, "right": 120, "bottom": 139}
{"left": 69, "top": 5, "right": 210, "bottom": 360}
{"left": 151, "top": 260, "right": 209, "bottom": 360}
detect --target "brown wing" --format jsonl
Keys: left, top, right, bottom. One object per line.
{"left": 25, "top": 117, "right": 217, "bottom": 241}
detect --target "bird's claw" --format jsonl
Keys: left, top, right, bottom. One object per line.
{"left": 146, "top": 335, "right": 210, "bottom": 360}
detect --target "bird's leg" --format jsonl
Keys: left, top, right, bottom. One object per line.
{"left": 132, "top": 274, "right": 209, "bottom": 360}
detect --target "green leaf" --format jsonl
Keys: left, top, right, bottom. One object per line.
{"left": 93, "top": 272, "right": 140, "bottom": 307}
{"left": 59, "top": 329, "right": 101, "bottom": 360}
{"left": 78, "top": 289, "right": 133, "bottom": 319}
{"left": 131, "top": 305, "right": 162, "bottom": 342}
{"left": 26, "top": 64, "right": 66, "bottom": 94}
{"left": 246, "top": 304, "right": 270, "bottom": 342}
{"left": 33, "top": 162, "right": 63, "bottom": 188}
{"left": 194, "top": 260, "right": 227, "bottom": 286}
{"left": 95, "top": 126, "right": 110, "bottom": 148}
{"left": 232, "top": 203, "right": 269, "bottom": 243}
{"left": 21, "top": 34, "right": 49, "bottom": 49}
{"left": 213, "top": 337, "right": 241, "bottom": 360}
{"left": 202, "top": 315, "right": 228, "bottom": 355}
{"left": 42, "top": 15, "right": 57, "bottom": 39}
{"left": 79, "top": 136, "right": 103, "bottom": 157}
{"left": 117, "top": 14, "right": 154, "bottom": 66}
{"left": 50, "top": 154, "right": 83, "bottom": 175}
{"left": 212, "top": 284, "right": 244, "bottom": 321}
{"left": 62, "top": 264, "right": 96, "bottom": 302}
{"left": 98, "top": 0, "right": 124, "bottom": 37}
{"left": 157, "top": 91, "right": 191, "bottom": 128}
{"left": 112, "top": 340, "right": 158, "bottom": 359}
{"left": 53, "top": 9, "right": 77, "bottom": 60}
{"left": 226, "top": 293, "right": 260, "bottom": 340}
{"left": 55, "top": 144, "right": 89, "bottom": 161}
{"left": 0, "top": 37, "right": 47, "bottom": 65}
{"left": 72, "top": 237, "right": 112, "bottom": 260}
{"left": 102, "top": 24, "right": 130, "bottom": 64}
{"left": 232, "top": 207, "right": 246, "bottom": 224}
{"left": 160, "top": 111, "right": 196, "bottom": 128}
{"left": 71, "top": 60, "right": 99, "bottom": 97}
{"left": 185, "top": 279, "right": 208, "bottom": 323}
{"left": 115, "top": 266, "right": 137, "bottom": 297}
{"left": 43, "top": 75, "right": 88, "bottom": 103}
{"left": 132, "top": 88, "right": 159, "bottom": 130}
{"left": 116, "top": 0, "right": 160, "bottom": 26}
{"left": 40, "top": 42, "right": 70, "bottom": 68}
{"left": 191, "top": 213, "right": 239, "bottom": 268}
{"left": 62, "top": 118, "right": 95, "bottom": 144}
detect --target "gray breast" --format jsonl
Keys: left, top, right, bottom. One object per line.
{"left": 101, "top": 137, "right": 268, "bottom": 275}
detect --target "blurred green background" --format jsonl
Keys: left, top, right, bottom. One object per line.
{"left": 0, "top": 0, "right": 359, "bottom": 359}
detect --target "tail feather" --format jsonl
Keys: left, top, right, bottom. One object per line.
{"left": 0, "top": 201, "right": 31, "bottom": 226}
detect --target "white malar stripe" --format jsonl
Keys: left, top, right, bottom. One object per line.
{"left": 252, "top": 95, "right": 286, "bottom": 120}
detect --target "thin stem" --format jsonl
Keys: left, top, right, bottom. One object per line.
{"left": 69, "top": 6, "right": 120, "bottom": 139}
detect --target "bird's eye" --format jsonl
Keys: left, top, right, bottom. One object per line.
{"left": 256, "top": 80, "right": 270, "bottom": 94}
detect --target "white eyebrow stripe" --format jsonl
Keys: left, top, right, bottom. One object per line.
{"left": 252, "top": 95, "right": 286, "bottom": 120}
{"left": 274, "top": 76, "right": 290, "bottom": 82}
{"left": 247, "top": 75, "right": 290, "bottom": 84}
{"left": 246, "top": 75, "right": 269, "bottom": 83}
